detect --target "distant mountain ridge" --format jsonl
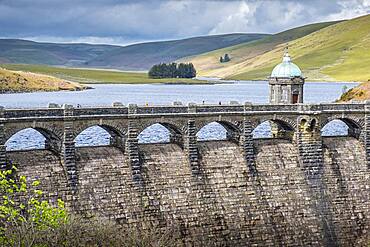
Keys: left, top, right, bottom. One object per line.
{"left": 3, "top": 13, "right": 367, "bottom": 82}
{"left": 0, "top": 39, "right": 119, "bottom": 66}
{"left": 0, "top": 33, "right": 269, "bottom": 70}
{"left": 86, "top": 33, "right": 269, "bottom": 70}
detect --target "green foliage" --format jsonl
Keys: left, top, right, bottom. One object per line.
{"left": 36, "top": 217, "right": 181, "bottom": 247}
{"left": 219, "top": 54, "right": 230, "bottom": 63}
{"left": 148, "top": 62, "right": 196, "bottom": 79}
{"left": 0, "top": 165, "right": 67, "bottom": 246}
{"left": 342, "top": 85, "right": 348, "bottom": 94}
{"left": 0, "top": 166, "right": 180, "bottom": 246}
{"left": 224, "top": 54, "right": 230, "bottom": 62}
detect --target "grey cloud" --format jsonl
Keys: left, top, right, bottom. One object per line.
{"left": 0, "top": 0, "right": 369, "bottom": 45}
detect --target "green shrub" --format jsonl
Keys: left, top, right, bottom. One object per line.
{"left": 0, "top": 165, "right": 67, "bottom": 246}
{"left": 36, "top": 217, "right": 181, "bottom": 247}
{"left": 0, "top": 165, "right": 181, "bottom": 247}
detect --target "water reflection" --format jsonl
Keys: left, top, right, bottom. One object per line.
{"left": 6, "top": 128, "right": 46, "bottom": 151}
{"left": 321, "top": 120, "right": 349, "bottom": 136}
{"left": 197, "top": 122, "right": 227, "bottom": 141}
{"left": 75, "top": 126, "right": 111, "bottom": 147}
{"left": 138, "top": 124, "right": 170, "bottom": 144}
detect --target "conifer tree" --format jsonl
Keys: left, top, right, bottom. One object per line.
{"left": 148, "top": 62, "right": 196, "bottom": 79}
{"left": 224, "top": 53, "right": 230, "bottom": 62}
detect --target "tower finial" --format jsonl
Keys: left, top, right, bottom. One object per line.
{"left": 282, "top": 44, "right": 291, "bottom": 62}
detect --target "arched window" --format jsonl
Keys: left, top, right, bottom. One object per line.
{"left": 321, "top": 120, "right": 349, "bottom": 137}
{"left": 75, "top": 126, "right": 111, "bottom": 147}
{"left": 138, "top": 123, "right": 171, "bottom": 144}
{"left": 6, "top": 128, "right": 47, "bottom": 151}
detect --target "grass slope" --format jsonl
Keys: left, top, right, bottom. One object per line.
{"left": 0, "top": 39, "right": 119, "bottom": 66}
{"left": 86, "top": 33, "right": 269, "bottom": 70}
{"left": 180, "top": 21, "right": 338, "bottom": 78}
{"left": 0, "top": 34, "right": 268, "bottom": 71}
{"left": 338, "top": 81, "right": 370, "bottom": 102}
{"left": 229, "top": 14, "right": 370, "bottom": 81}
{"left": 0, "top": 64, "right": 206, "bottom": 84}
{"left": 0, "top": 67, "right": 86, "bottom": 93}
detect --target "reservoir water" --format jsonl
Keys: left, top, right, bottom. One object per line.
{"left": 0, "top": 81, "right": 358, "bottom": 150}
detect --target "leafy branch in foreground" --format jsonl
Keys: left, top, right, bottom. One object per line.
{"left": 0, "top": 165, "right": 66, "bottom": 246}
{"left": 0, "top": 166, "right": 181, "bottom": 247}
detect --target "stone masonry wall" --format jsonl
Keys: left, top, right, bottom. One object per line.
{"left": 6, "top": 138, "right": 370, "bottom": 246}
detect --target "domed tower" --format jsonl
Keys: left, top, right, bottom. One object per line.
{"left": 269, "top": 49, "right": 304, "bottom": 104}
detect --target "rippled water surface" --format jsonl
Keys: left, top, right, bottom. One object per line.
{"left": 0, "top": 81, "right": 357, "bottom": 150}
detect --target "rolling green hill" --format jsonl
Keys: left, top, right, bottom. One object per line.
{"left": 0, "top": 39, "right": 119, "bottom": 66}
{"left": 230, "top": 14, "right": 370, "bottom": 82}
{"left": 0, "top": 34, "right": 268, "bottom": 71}
{"left": 179, "top": 21, "right": 339, "bottom": 78}
{"left": 86, "top": 33, "right": 269, "bottom": 70}
{"left": 183, "top": 14, "right": 370, "bottom": 82}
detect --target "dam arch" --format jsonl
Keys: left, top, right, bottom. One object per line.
{"left": 196, "top": 120, "right": 240, "bottom": 142}
{"left": 137, "top": 122, "right": 183, "bottom": 145}
{"left": 321, "top": 117, "right": 363, "bottom": 139}
{"left": 5, "top": 127, "right": 61, "bottom": 152}
{"left": 252, "top": 118, "right": 295, "bottom": 141}
{"left": 74, "top": 124, "right": 126, "bottom": 149}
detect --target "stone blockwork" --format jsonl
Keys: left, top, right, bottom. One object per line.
{"left": 6, "top": 137, "right": 370, "bottom": 246}
{"left": 1, "top": 102, "right": 370, "bottom": 245}
{"left": 8, "top": 150, "right": 70, "bottom": 207}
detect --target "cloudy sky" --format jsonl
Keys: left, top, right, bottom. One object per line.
{"left": 0, "top": 0, "right": 369, "bottom": 46}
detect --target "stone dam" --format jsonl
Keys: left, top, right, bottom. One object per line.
{"left": 0, "top": 102, "right": 369, "bottom": 246}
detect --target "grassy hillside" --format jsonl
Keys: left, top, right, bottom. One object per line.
{"left": 0, "top": 67, "right": 87, "bottom": 93}
{"left": 184, "top": 14, "right": 370, "bottom": 82}
{"left": 179, "top": 21, "right": 338, "bottom": 78}
{"left": 338, "top": 81, "right": 370, "bottom": 102}
{"left": 0, "top": 34, "right": 268, "bottom": 71}
{"left": 230, "top": 14, "right": 370, "bottom": 81}
{"left": 0, "top": 39, "right": 119, "bottom": 66}
{"left": 86, "top": 33, "right": 268, "bottom": 70}
{"left": 0, "top": 64, "right": 207, "bottom": 84}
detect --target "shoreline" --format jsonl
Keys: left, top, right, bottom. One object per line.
{"left": 0, "top": 77, "right": 360, "bottom": 94}
{"left": 195, "top": 77, "right": 360, "bottom": 84}
{"left": 0, "top": 86, "right": 93, "bottom": 95}
{"left": 1, "top": 80, "right": 359, "bottom": 94}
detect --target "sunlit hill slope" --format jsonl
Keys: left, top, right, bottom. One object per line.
{"left": 0, "top": 67, "right": 87, "bottom": 93}
{"left": 183, "top": 14, "right": 370, "bottom": 82}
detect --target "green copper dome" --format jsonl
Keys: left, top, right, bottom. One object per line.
{"left": 271, "top": 52, "right": 302, "bottom": 77}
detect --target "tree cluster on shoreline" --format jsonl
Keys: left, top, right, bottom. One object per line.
{"left": 148, "top": 62, "right": 196, "bottom": 79}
